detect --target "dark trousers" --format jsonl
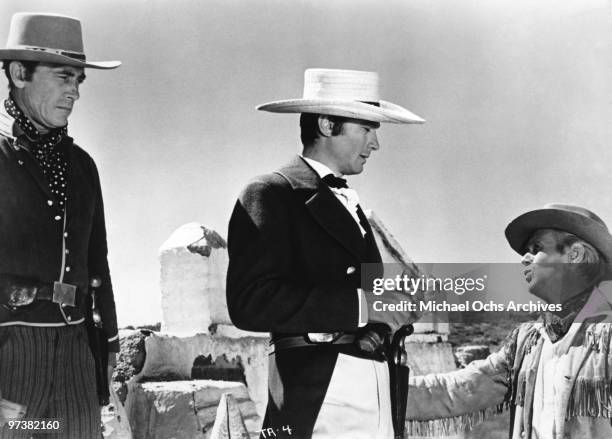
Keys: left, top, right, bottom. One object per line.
{"left": 0, "top": 324, "right": 101, "bottom": 439}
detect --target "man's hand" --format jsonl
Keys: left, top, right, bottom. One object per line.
{"left": 364, "top": 289, "right": 419, "bottom": 333}
{"left": 0, "top": 392, "right": 27, "bottom": 426}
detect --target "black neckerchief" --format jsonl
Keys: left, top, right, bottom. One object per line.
{"left": 540, "top": 288, "right": 592, "bottom": 343}
{"left": 5, "top": 96, "right": 69, "bottom": 211}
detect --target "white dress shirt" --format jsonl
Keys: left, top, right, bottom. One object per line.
{"left": 301, "top": 156, "right": 369, "bottom": 326}
{"left": 301, "top": 156, "right": 366, "bottom": 236}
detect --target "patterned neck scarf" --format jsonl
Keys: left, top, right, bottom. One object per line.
{"left": 5, "top": 96, "right": 69, "bottom": 212}
{"left": 541, "top": 288, "right": 592, "bottom": 343}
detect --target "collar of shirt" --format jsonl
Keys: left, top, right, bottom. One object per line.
{"left": 11, "top": 123, "right": 34, "bottom": 153}
{"left": 301, "top": 155, "right": 339, "bottom": 179}
{"left": 300, "top": 155, "right": 365, "bottom": 236}
{"left": 3, "top": 103, "right": 22, "bottom": 140}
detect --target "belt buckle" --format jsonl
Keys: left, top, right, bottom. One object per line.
{"left": 8, "top": 285, "right": 37, "bottom": 307}
{"left": 306, "top": 332, "right": 343, "bottom": 344}
{"left": 53, "top": 282, "right": 76, "bottom": 307}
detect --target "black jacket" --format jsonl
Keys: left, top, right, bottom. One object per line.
{"left": 227, "top": 156, "right": 382, "bottom": 437}
{"left": 0, "top": 104, "right": 119, "bottom": 351}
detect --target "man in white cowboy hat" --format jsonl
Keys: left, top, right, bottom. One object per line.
{"left": 0, "top": 12, "right": 120, "bottom": 438}
{"left": 226, "top": 68, "right": 424, "bottom": 439}
{"left": 405, "top": 203, "right": 612, "bottom": 439}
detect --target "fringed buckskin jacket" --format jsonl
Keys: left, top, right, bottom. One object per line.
{"left": 406, "top": 288, "right": 612, "bottom": 439}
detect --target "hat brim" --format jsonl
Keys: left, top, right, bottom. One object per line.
{"left": 256, "top": 99, "right": 425, "bottom": 124}
{"left": 505, "top": 208, "right": 612, "bottom": 263}
{"left": 0, "top": 49, "right": 120, "bottom": 69}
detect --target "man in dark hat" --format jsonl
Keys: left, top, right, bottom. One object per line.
{"left": 0, "top": 12, "right": 121, "bottom": 438}
{"left": 226, "top": 68, "right": 424, "bottom": 438}
{"left": 406, "top": 203, "right": 612, "bottom": 439}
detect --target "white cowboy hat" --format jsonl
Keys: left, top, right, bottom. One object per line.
{"left": 0, "top": 13, "right": 120, "bottom": 69}
{"left": 256, "top": 68, "right": 425, "bottom": 124}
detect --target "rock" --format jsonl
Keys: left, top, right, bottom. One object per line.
{"left": 113, "top": 330, "right": 150, "bottom": 404}
{"left": 454, "top": 345, "right": 490, "bottom": 368}
{"left": 208, "top": 394, "right": 250, "bottom": 439}
{"left": 125, "top": 381, "right": 260, "bottom": 439}
{"left": 115, "top": 330, "right": 149, "bottom": 383}
{"left": 126, "top": 381, "right": 203, "bottom": 439}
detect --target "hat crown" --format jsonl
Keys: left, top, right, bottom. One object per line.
{"left": 543, "top": 203, "right": 609, "bottom": 232}
{"left": 302, "top": 68, "right": 380, "bottom": 102}
{"left": 6, "top": 13, "right": 84, "bottom": 54}
{"left": 256, "top": 67, "right": 425, "bottom": 124}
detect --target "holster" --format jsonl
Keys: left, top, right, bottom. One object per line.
{"left": 354, "top": 323, "right": 391, "bottom": 361}
{"left": 388, "top": 324, "right": 413, "bottom": 439}
{"left": 84, "top": 284, "right": 110, "bottom": 406}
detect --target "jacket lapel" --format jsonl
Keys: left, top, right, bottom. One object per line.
{"left": 14, "top": 145, "right": 56, "bottom": 201}
{"left": 357, "top": 206, "right": 382, "bottom": 263}
{"left": 276, "top": 156, "right": 366, "bottom": 260}
{"left": 306, "top": 190, "right": 366, "bottom": 259}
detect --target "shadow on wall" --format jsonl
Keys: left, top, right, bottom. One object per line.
{"left": 191, "top": 354, "right": 246, "bottom": 383}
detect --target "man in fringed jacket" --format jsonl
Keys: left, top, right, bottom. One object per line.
{"left": 406, "top": 203, "right": 612, "bottom": 439}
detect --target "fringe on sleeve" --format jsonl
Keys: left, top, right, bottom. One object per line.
{"left": 567, "top": 378, "right": 612, "bottom": 418}
{"left": 405, "top": 404, "right": 507, "bottom": 436}
{"left": 566, "top": 324, "right": 612, "bottom": 418}
{"left": 405, "top": 326, "right": 523, "bottom": 436}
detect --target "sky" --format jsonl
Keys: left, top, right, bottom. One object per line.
{"left": 2, "top": 0, "right": 612, "bottom": 326}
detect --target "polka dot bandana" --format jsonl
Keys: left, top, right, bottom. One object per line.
{"left": 5, "top": 96, "right": 69, "bottom": 212}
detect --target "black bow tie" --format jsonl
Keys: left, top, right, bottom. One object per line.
{"left": 322, "top": 174, "right": 348, "bottom": 189}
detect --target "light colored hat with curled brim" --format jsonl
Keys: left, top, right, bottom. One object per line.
{"left": 505, "top": 203, "right": 612, "bottom": 263}
{"left": 0, "top": 13, "right": 120, "bottom": 69}
{"left": 256, "top": 68, "right": 425, "bottom": 124}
